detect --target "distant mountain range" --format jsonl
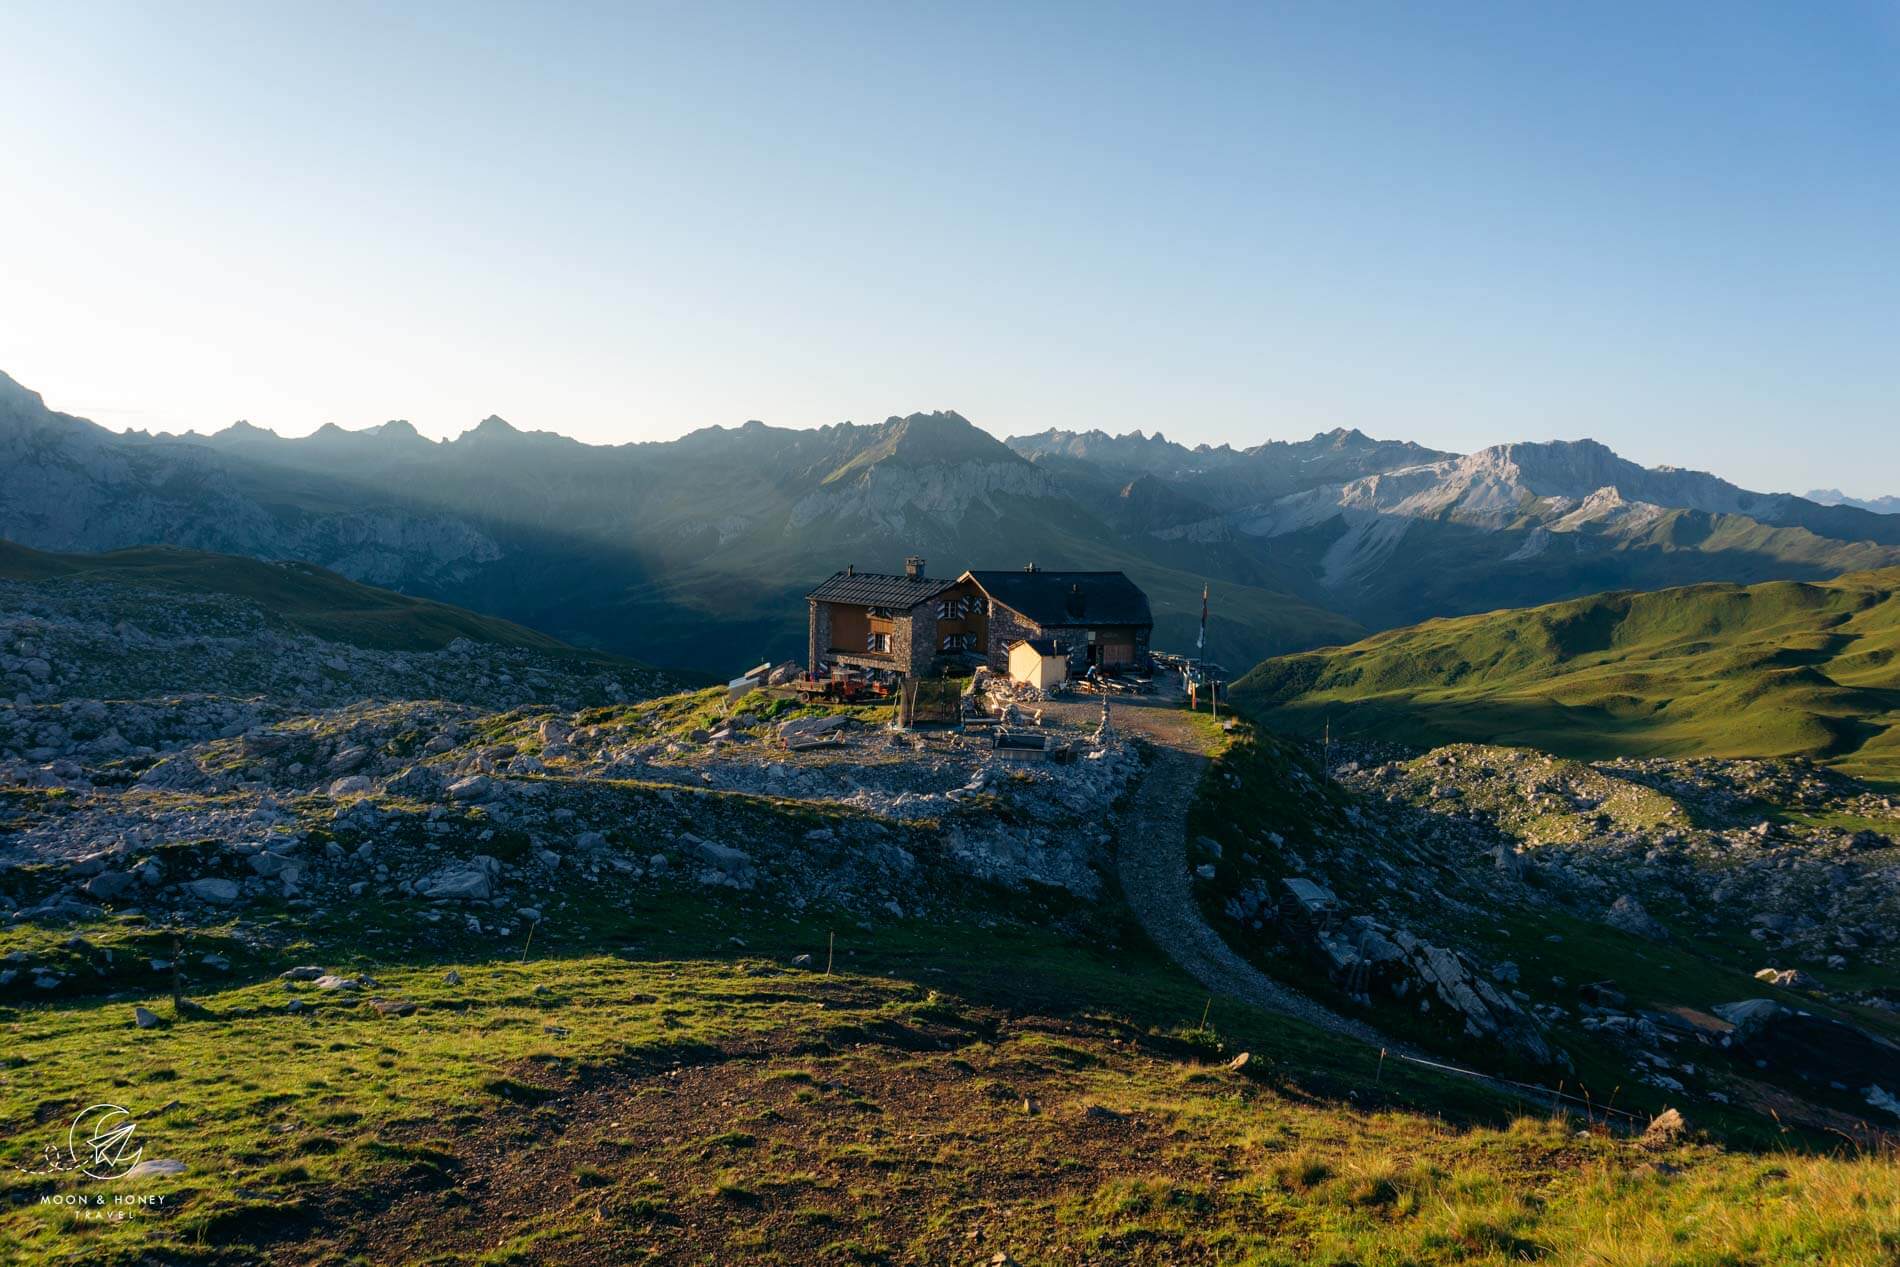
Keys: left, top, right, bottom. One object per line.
{"left": 1806, "top": 488, "right": 1900, "bottom": 515}
{"left": 4, "top": 367, "right": 1898, "bottom": 675}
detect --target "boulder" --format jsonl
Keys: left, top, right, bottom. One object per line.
{"left": 1604, "top": 895, "right": 1669, "bottom": 942}
{"left": 249, "top": 851, "right": 300, "bottom": 879}
{"left": 82, "top": 871, "right": 140, "bottom": 902}
{"left": 446, "top": 774, "right": 496, "bottom": 803}
{"left": 123, "top": 1159, "right": 187, "bottom": 1179}
{"left": 683, "top": 835, "right": 755, "bottom": 890}
{"left": 778, "top": 715, "right": 850, "bottom": 741}
{"left": 138, "top": 754, "right": 203, "bottom": 789}
{"left": 328, "top": 775, "right": 374, "bottom": 797}
{"left": 1641, "top": 1107, "right": 1687, "bottom": 1145}
{"left": 416, "top": 855, "right": 502, "bottom": 901}
{"left": 329, "top": 746, "right": 370, "bottom": 773}
{"left": 133, "top": 1006, "right": 161, "bottom": 1029}
{"left": 183, "top": 878, "right": 240, "bottom": 905}
{"left": 384, "top": 764, "right": 443, "bottom": 797}
{"left": 1713, "top": 998, "right": 1784, "bottom": 1037}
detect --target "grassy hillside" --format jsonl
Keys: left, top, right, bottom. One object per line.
{"left": 4, "top": 853, "right": 1895, "bottom": 1265}
{"left": 0, "top": 542, "right": 617, "bottom": 659}
{"left": 1230, "top": 567, "right": 1900, "bottom": 783}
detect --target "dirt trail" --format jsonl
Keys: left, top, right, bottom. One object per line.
{"left": 1059, "top": 691, "right": 1397, "bottom": 1048}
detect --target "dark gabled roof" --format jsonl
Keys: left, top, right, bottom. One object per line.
{"left": 965, "top": 570, "right": 1153, "bottom": 628}
{"left": 807, "top": 570, "right": 959, "bottom": 609}
{"left": 1009, "top": 637, "right": 1066, "bottom": 657}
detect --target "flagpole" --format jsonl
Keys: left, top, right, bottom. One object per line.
{"left": 1198, "top": 582, "right": 1207, "bottom": 680}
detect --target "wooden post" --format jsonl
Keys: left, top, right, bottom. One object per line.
{"left": 826, "top": 931, "right": 835, "bottom": 976}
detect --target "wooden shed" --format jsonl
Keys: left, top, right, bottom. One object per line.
{"left": 1006, "top": 638, "right": 1069, "bottom": 690}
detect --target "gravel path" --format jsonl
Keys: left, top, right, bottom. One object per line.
{"left": 1088, "top": 693, "right": 1398, "bottom": 1050}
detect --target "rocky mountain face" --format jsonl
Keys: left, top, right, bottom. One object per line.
{"left": 1008, "top": 427, "right": 1900, "bottom": 639}
{"left": 0, "top": 373, "right": 1351, "bottom": 673}
{"left": 4, "top": 367, "right": 1897, "bottom": 675}
{"left": 0, "top": 375, "right": 502, "bottom": 592}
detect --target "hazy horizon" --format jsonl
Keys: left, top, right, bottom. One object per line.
{"left": 3, "top": 1, "right": 1896, "bottom": 496}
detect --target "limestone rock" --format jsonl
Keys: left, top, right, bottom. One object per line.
{"left": 1604, "top": 895, "right": 1669, "bottom": 942}
{"left": 183, "top": 877, "right": 240, "bottom": 905}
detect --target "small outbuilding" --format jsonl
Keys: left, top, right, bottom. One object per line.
{"left": 1006, "top": 637, "right": 1069, "bottom": 690}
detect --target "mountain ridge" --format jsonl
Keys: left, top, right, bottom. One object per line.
{"left": 4, "top": 366, "right": 1897, "bottom": 676}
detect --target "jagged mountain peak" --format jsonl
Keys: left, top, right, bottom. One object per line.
{"left": 445, "top": 414, "right": 584, "bottom": 450}
{"left": 843, "top": 410, "right": 1022, "bottom": 471}
{"left": 307, "top": 418, "right": 434, "bottom": 447}
{"left": 368, "top": 418, "right": 425, "bottom": 441}
{"left": 1005, "top": 427, "right": 1200, "bottom": 469}
{"left": 207, "top": 416, "right": 433, "bottom": 449}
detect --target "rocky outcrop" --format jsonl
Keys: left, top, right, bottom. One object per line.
{"left": 1315, "top": 915, "right": 1553, "bottom": 1064}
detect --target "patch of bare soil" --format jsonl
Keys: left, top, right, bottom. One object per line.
{"left": 275, "top": 1010, "right": 1266, "bottom": 1266}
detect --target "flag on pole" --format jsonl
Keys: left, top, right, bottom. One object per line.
{"left": 1197, "top": 583, "right": 1208, "bottom": 650}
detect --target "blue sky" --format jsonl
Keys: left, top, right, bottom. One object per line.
{"left": 2, "top": 1, "right": 1896, "bottom": 494}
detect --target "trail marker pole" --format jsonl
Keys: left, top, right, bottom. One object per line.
{"left": 826, "top": 931, "right": 835, "bottom": 976}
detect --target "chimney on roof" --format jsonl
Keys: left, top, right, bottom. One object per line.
{"left": 905, "top": 555, "right": 925, "bottom": 580}
{"left": 845, "top": 564, "right": 855, "bottom": 576}
{"left": 1066, "top": 581, "right": 1086, "bottom": 620}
